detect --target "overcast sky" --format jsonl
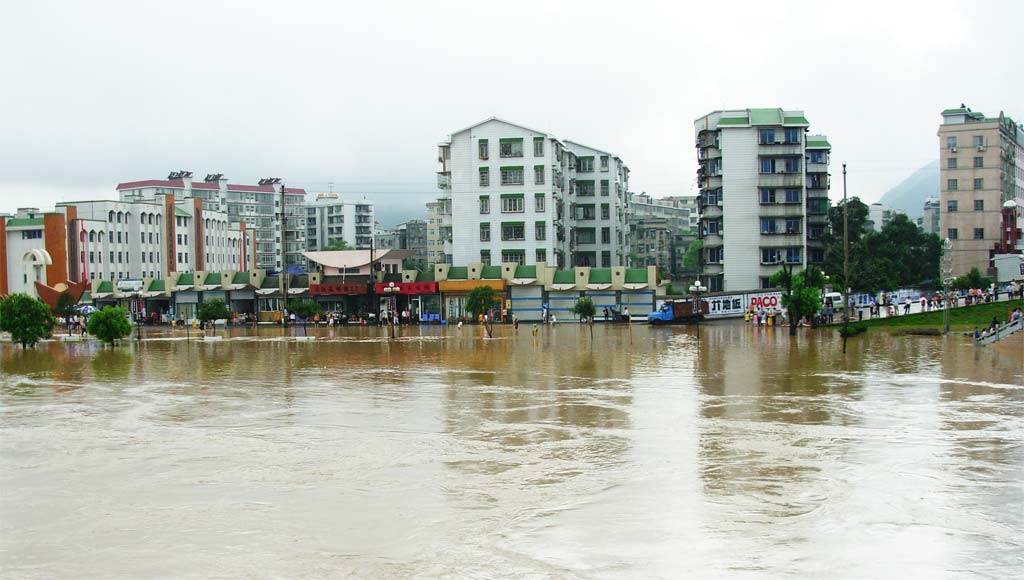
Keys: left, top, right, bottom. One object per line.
{"left": 1, "top": 0, "right": 1020, "bottom": 226}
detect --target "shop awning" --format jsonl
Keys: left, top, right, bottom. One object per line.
{"left": 623, "top": 283, "right": 649, "bottom": 290}
{"left": 550, "top": 284, "right": 576, "bottom": 291}
{"left": 586, "top": 283, "right": 612, "bottom": 290}
{"left": 509, "top": 278, "right": 536, "bottom": 285}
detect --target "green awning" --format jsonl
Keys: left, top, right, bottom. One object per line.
{"left": 231, "top": 271, "right": 250, "bottom": 285}
{"left": 552, "top": 270, "right": 575, "bottom": 285}
{"left": 416, "top": 268, "right": 436, "bottom": 282}
{"left": 749, "top": 108, "right": 783, "bottom": 125}
{"left": 501, "top": 221, "right": 525, "bottom": 227}
{"left": 481, "top": 265, "right": 502, "bottom": 279}
{"left": 148, "top": 279, "right": 165, "bottom": 292}
{"left": 717, "top": 116, "right": 749, "bottom": 126}
{"left": 589, "top": 268, "right": 612, "bottom": 284}
{"left": 499, "top": 138, "right": 523, "bottom": 143}
{"left": 176, "top": 273, "right": 194, "bottom": 285}
{"left": 500, "top": 193, "right": 524, "bottom": 199}
{"left": 447, "top": 266, "right": 468, "bottom": 280}
{"left": 261, "top": 276, "right": 279, "bottom": 289}
{"left": 806, "top": 139, "right": 831, "bottom": 149}
{"left": 624, "top": 269, "right": 649, "bottom": 284}
{"left": 96, "top": 280, "right": 113, "bottom": 293}
{"left": 174, "top": 207, "right": 190, "bottom": 218}
{"left": 203, "top": 272, "right": 220, "bottom": 285}
{"left": 79, "top": 291, "right": 92, "bottom": 304}
{"left": 5, "top": 218, "right": 44, "bottom": 227}
{"left": 514, "top": 265, "right": 536, "bottom": 279}
{"left": 783, "top": 115, "right": 810, "bottom": 126}
{"left": 479, "top": 194, "right": 490, "bottom": 199}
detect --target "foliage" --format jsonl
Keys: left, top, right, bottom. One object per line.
{"left": 770, "top": 266, "right": 825, "bottom": 335}
{"left": 323, "top": 239, "right": 350, "bottom": 251}
{"left": 0, "top": 293, "right": 55, "bottom": 348}
{"left": 53, "top": 292, "right": 78, "bottom": 318}
{"left": 572, "top": 297, "right": 596, "bottom": 320}
{"left": 682, "top": 239, "right": 703, "bottom": 273}
{"left": 952, "top": 267, "right": 991, "bottom": 290}
{"left": 197, "top": 299, "right": 231, "bottom": 323}
{"left": 845, "top": 299, "right": 1021, "bottom": 332}
{"left": 87, "top": 306, "right": 132, "bottom": 345}
{"left": 823, "top": 200, "right": 941, "bottom": 293}
{"left": 289, "top": 299, "right": 323, "bottom": 320}
{"left": 838, "top": 324, "right": 867, "bottom": 338}
{"left": 465, "top": 285, "right": 498, "bottom": 320}
{"left": 402, "top": 258, "right": 424, "bottom": 271}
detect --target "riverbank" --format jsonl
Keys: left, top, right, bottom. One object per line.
{"left": 840, "top": 298, "right": 1023, "bottom": 333}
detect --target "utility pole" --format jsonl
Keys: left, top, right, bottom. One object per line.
{"left": 842, "top": 162, "right": 850, "bottom": 353}
{"left": 281, "top": 182, "right": 289, "bottom": 327}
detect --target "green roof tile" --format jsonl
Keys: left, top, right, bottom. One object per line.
{"left": 447, "top": 266, "right": 468, "bottom": 280}
{"left": 176, "top": 273, "right": 194, "bottom": 286}
{"left": 203, "top": 272, "right": 221, "bottom": 285}
{"left": 589, "top": 268, "right": 612, "bottom": 284}
{"left": 261, "top": 276, "right": 279, "bottom": 289}
{"left": 481, "top": 265, "right": 502, "bottom": 279}
{"left": 148, "top": 279, "right": 165, "bottom": 292}
{"left": 96, "top": 280, "right": 113, "bottom": 293}
{"left": 783, "top": 115, "right": 810, "bottom": 126}
{"left": 552, "top": 270, "right": 576, "bottom": 285}
{"left": 231, "top": 271, "right": 250, "bottom": 285}
{"left": 806, "top": 139, "right": 831, "bottom": 149}
{"left": 416, "top": 268, "right": 435, "bottom": 282}
{"left": 717, "top": 116, "right": 749, "bottom": 126}
{"left": 624, "top": 269, "right": 649, "bottom": 284}
{"left": 5, "top": 218, "right": 44, "bottom": 227}
{"left": 749, "top": 108, "right": 783, "bottom": 125}
{"left": 174, "top": 207, "right": 190, "bottom": 217}
{"left": 514, "top": 265, "right": 536, "bottom": 279}
{"left": 79, "top": 291, "right": 92, "bottom": 304}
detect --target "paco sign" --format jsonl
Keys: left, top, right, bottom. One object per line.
{"left": 748, "top": 292, "right": 782, "bottom": 309}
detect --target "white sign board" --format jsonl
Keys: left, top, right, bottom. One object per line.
{"left": 116, "top": 279, "right": 144, "bottom": 292}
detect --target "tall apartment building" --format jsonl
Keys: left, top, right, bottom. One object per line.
{"left": 919, "top": 197, "right": 940, "bottom": 235}
{"left": 117, "top": 172, "right": 307, "bottom": 270}
{"left": 695, "top": 108, "right": 830, "bottom": 292}
{"left": 628, "top": 193, "right": 699, "bottom": 278}
{"left": 938, "top": 105, "right": 1024, "bottom": 276}
{"left": 425, "top": 201, "right": 447, "bottom": 264}
{"left": 866, "top": 203, "right": 904, "bottom": 232}
{"left": 305, "top": 193, "right": 374, "bottom": 253}
{"left": 435, "top": 117, "right": 630, "bottom": 268}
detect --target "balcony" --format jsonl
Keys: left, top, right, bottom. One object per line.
{"left": 806, "top": 162, "right": 828, "bottom": 174}
{"left": 437, "top": 172, "right": 451, "bottom": 189}
{"left": 758, "top": 205, "right": 804, "bottom": 217}
{"left": 758, "top": 173, "right": 804, "bottom": 188}
{"left": 757, "top": 142, "right": 803, "bottom": 156}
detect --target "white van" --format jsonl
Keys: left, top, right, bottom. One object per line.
{"left": 823, "top": 291, "right": 844, "bottom": 309}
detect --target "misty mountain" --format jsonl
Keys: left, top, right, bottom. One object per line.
{"left": 877, "top": 160, "right": 939, "bottom": 217}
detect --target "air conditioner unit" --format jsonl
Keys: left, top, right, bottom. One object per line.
{"left": 950, "top": 146, "right": 957, "bottom": 153}
{"left": 976, "top": 145, "right": 985, "bottom": 151}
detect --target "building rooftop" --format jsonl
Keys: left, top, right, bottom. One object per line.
{"left": 116, "top": 179, "right": 306, "bottom": 194}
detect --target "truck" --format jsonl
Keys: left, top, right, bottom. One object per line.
{"left": 647, "top": 298, "right": 709, "bottom": 324}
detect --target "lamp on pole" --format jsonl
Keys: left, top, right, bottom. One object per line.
{"left": 689, "top": 279, "right": 708, "bottom": 331}
{"left": 842, "top": 162, "right": 850, "bottom": 353}
{"left": 941, "top": 237, "right": 953, "bottom": 334}
{"left": 383, "top": 281, "right": 398, "bottom": 339}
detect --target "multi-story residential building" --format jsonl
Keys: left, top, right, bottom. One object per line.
{"left": 436, "top": 117, "right": 629, "bottom": 268}
{"left": 695, "top": 108, "right": 831, "bottom": 292}
{"left": 117, "top": 172, "right": 307, "bottom": 270}
{"left": 305, "top": 193, "right": 374, "bottom": 254}
{"left": 917, "top": 197, "right": 941, "bottom": 235}
{"left": 866, "top": 202, "right": 904, "bottom": 232}
{"left": 628, "top": 193, "right": 699, "bottom": 279}
{"left": 425, "top": 201, "right": 447, "bottom": 264}
{"left": 372, "top": 219, "right": 429, "bottom": 268}
{"left": 939, "top": 105, "right": 1024, "bottom": 276}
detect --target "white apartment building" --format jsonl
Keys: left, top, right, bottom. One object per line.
{"left": 435, "top": 117, "right": 630, "bottom": 268}
{"left": 425, "top": 201, "right": 447, "bottom": 264}
{"left": 866, "top": 202, "right": 903, "bottom": 232}
{"left": 696, "top": 108, "right": 831, "bottom": 292}
{"left": 305, "top": 193, "right": 374, "bottom": 253}
{"left": 117, "top": 172, "right": 306, "bottom": 270}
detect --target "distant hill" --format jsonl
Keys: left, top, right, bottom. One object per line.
{"left": 877, "top": 160, "right": 939, "bottom": 217}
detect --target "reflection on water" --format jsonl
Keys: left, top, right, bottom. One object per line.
{"left": 1, "top": 322, "right": 1021, "bottom": 579}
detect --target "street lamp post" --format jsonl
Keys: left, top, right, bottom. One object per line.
{"left": 689, "top": 279, "right": 708, "bottom": 331}
{"left": 383, "top": 282, "right": 399, "bottom": 339}
{"left": 941, "top": 237, "right": 953, "bottom": 334}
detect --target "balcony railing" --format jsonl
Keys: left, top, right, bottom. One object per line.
{"left": 757, "top": 143, "right": 803, "bottom": 156}
{"left": 758, "top": 174, "right": 805, "bottom": 188}
{"left": 437, "top": 172, "right": 451, "bottom": 189}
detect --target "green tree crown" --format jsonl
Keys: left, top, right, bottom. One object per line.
{"left": 465, "top": 286, "right": 498, "bottom": 319}
{"left": 197, "top": 299, "right": 231, "bottom": 323}
{"left": 0, "top": 293, "right": 55, "bottom": 348}
{"left": 87, "top": 306, "right": 132, "bottom": 345}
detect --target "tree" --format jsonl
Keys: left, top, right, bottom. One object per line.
{"left": 572, "top": 297, "right": 597, "bottom": 339}
{"left": 87, "top": 306, "right": 132, "bottom": 345}
{"left": 197, "top": 299, "right": 231, "bottom": 335}
{"left": 0, "top": 293, "right": 55, "bottom": 348}
{"left": 402, "top": 258, "right": 424, "bottom": 271}
{"left": 465, "top": 285, "right": 498, "bottom": 337}
{"left": 953, "top": 267, "right": 991, "bottom": 290}
{"left": 323, "top": 239, "right": 350, "bottom": 251}
{"left": 53, "top": 292, "right": 79, "bottom": 336}
{"left": 682, "top": 239, "right": 703, "bottom": 273}
{"left": 770, "top": 266, "right": 825, "bottom": 336}
{"left": 289, "top": 299, "right": 323, "bottom": 336}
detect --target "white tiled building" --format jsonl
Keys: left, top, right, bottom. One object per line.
{"left": 435, "top": 117, "right": 630, "bottom": 268}
{"left": 305, "top": 193, "right": 375, "bottom": 252}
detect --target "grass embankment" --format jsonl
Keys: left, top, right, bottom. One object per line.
{"left": 841, "top": 298, "right": 1023, "bottom": 334}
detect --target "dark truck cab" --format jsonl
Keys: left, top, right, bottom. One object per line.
{"left": 647, "top": 299, "right": 709, "bottom": 324}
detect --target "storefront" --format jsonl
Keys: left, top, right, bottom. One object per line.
{"left": 173, "top": 290, "right": 200, "bottom": 322}
{"left": 310, "top": 282, "right": 369, "bottom": 317}
{"left": 373, "top": 281, "right": 439, "bottom": 321}
{"left": 509, "top": 284, "right": 543, "bottom": 321}
{"left": 438, "top": 279, "right": 506, "bottom": 322}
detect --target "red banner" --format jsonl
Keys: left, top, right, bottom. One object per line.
{"left": 309, "top": 283, "right": 368, "bottom": 296}
{"left": 374, "top": 282, "right": 438, "bottom": 295}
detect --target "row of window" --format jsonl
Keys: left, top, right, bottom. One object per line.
{"left": 760, "top": 188, "right": 802, "bottom": 204}
{"left": 946, "top": 178, "right": 985, "bottom": 191}
{"left": 947, "top": 156, "right": 985, "bottom": 169}
{"left": 479, "top": 195, "right": 544, "bottom": 214}
{"left": 758, "top": 128, "right": 802, "bottom": 145}
{"left": 760, "top": 247, "right": 803, "bottom": 264}
{"left": 759, "top": 157, "right": 801, "bottom": 174}
{"left": 946, "top": 200, "right": 987, "bottom": 212}
{"left": 760, "top": 218, "right": 802, "bottom": 235}
{"left": 478, "top": 248, "right": 547, "bottom": 266}
{"left": 946, "top": 228, "right": 985, "bottom": 240}
{"left": 945, "top": 135, "right": 987, "bottom": 149}
{"left": 480, "top": 222, "right": 545, "bottom": 242}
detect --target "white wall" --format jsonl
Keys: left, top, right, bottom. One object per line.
{"left": 721, "top": 127, "right": 761, "bottom": 291}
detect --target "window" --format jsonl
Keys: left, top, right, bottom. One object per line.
{"left": 601, "top": 204, "right": 610, "bottom": 220}
{"left": 759, "top": 188, "right": 776, "bottom": 204}
{"left": 707, "top": 220, "right": 719, "bottom": 234}
{"left": 499, "top": 139, "right": 523, "bottom": 158}
{"left": 578, "top": 157, "right": 594, "bottom": 172}
{"left": 947, "top": 228, "right": 958, "bottom": 239}
{"left": 784, "top": 189, "right": 800, "bottom": 203}
{"left": 479, "top": 223, "right": 490, "bottom": 242}
{"left": 479, "top": 196, "right": 490, "bottom": 214}
{"left": 578, "top": 181, "right": 595, "bottom": 196}
{"left": 760, "top": 218, "right": 777, "bottom": 234}
{"left": 535, "top": 221, "right": 546, "bottom": 240}
{"left": 600, "top": 156, "right": 609, "bottom": 170}
{"left": 947, "top": 158, "right": 958, "bottom": 169}
{"left": 501, "top": 250, "right": 525, "bottom": 265}
{"left": 141, "top": 252, "right": 146, "bottom": 263}
{"left": 785, "top": 247, "right": 801, "bottom": 263}
{"left": 708, "top": 247, "right": 724, "bottom": 263}
{"left": 972, "top": 135, "right": 984, "bottom": 147}
{"left": 534, "top": 194, "right": 545, "bottom": 212}
{"left": 973, "top": 178, "right": 983, "bottom": 190}
{"left": 536, "top": 249, "right": 546, "bottom": 263}
{"left": 785, "top": 218, "right": 801, "bottom": 234}
{"left": 809, "top": 150, "right": 826, "bottom": 164}
{"left": 501, "top": 196, "right": 524, "bottom": 213}
{"left": 141, "top": 233, "right": 145, "bottom": 244}
{"left": 501, "top": 223, "right": 525, "bottom": 241}
{"left": 533, "top": 138, "right": 544, "bottom": 157}
{"left": 578, "top": 205, "right": 596, "bottom": 220}
{"left": 601, "top": 227, "right": 610, "bottom": 244}
{"left": 89, "top": 251, "right": 94, "bottom": 263}
{"left": 759, "top": 129, "right": 776, "bottom": 144}
{"left": 760, "top": 277, "right": 774, "bottom": 289}
{"left": 534, "top": 165, "right": 544, "bottom": 185}
{"left": 973, "top": 156, "right": 983, "bottom": 168}
{"left": 20, "top": 230, "right": 42, "bottom": 239}
{"left": 480, "top": 250, "right": 491, "bottom": 265}
{"left": 759, "top": 158, "right": 774, "bottom": 174}
{"left": 784, "top": 158, "right": 800, "bottom": 173}
{"left": 947, "top": 179, "right": 958, "bottom": 191}
{"left": 760, "top": 248, "right": 781, "bottom": 264}
{"left": 479, "top": 167, "right": 490, "bottom": 187}
{"left": 784, "top": 128, "right": 800, "bottom": 143}
{"left": 809, "top": 225, "right": 825, "bottom": 240}
{"left": 947, "top": 136, "right": 957, "bottom": 149}
{"left": 973, "top": 228, "right": 984, "bottom": 240}
{"left": 600, "top": 180, "right": 609, "bottom": 196}
{"left": 108, "top": 231, "right": 113, "bottom": 243}
{"left": 947, "top": 200, "right": 958, "bottom": 212}
{"left": 478, "top": 139, "right": 489, "bottom": 159}
{"left": 974, "top": 199, "right": 984, "bottom": 211}
{"left": 500, "top": 167, "right": 524, "bottom": 186}
{"left": 109, "top": 251, "right": 114, "bottom": 262}
{"left": 601, "top": 251, "right": 611, "bottom": 267}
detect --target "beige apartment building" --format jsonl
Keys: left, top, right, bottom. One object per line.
{"left": 938, "top": 105, "right": 1024, "bottom": 276}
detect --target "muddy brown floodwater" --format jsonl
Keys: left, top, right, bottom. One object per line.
{"left": 1, "top": 322, "right": 1022, "bottom": 579}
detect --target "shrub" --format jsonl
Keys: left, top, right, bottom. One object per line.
{"left": 0, "top": 293, "right": 55, "bottom": 348}
{"left": 87, "top": 306, "right": 132, "bottom": 345}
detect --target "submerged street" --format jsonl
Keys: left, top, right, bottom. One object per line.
{"left": 1, "top": 323, "right": 1022, "bottom": 579}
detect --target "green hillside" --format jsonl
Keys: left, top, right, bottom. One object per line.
{"left": 878, "top": 159, "right": 939, "bottom": 218}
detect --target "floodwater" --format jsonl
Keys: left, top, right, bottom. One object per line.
{"left": 1, "top": 322, "right": 1022, "bottom": 579}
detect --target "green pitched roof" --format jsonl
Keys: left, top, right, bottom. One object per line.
{"left": 481, "top": 265, "right": 502, "bottom": 279}
{"left": 261, "top": 276, "right": 279, "bottom": 289}
{"left": 941, "top": 107, "right": 969, "bottom": 115}
{"left": 624, "top": 269, "right": 649, "bottom": 284}
{"left": 148, "top": 279, "right": 165, "bottom": 292}
{"left": 717, "top": 116, "right": 749, "bottom": 126}
{"left": 416, "top": 268, "right": 435, "bottom": 282}
{"left": 5, "top": 218, "right": 44, "bottom": 227}
{"left": 806, "top": 139, "right": 831, "bottom": 149}
{"left": 783, "top": 115, "right": 810, "bottom": 126}
{"left": 589, "top": 268, "right": 612, "bottom": 284}
{"left": 749, "top": 108, "right": 783, "bottom": 125}
{"left": 447, "top": 266, "right": 468, "bottom": 280}
{"left": 176, "top": 273, "right": 193, "bottom": 286}
{"left": 514, "top": 265, "right": 536, "bottom": 279}
{"left": 203, "top": 272, "right": 221, "bottom": 285}
{"left": 79, "top": 291, "right": 92, "bottom": 304}
{"left": 552, "top": 270, "right": 576, "bottom": 285}
{"left": 96, "top": 280, "right": 113, "bottom": 293}
{"left": 231, "top": 271, "right": 250, "bottom": 285}
{"left": 174, "top": 207, "right": 190, "bottom": 217}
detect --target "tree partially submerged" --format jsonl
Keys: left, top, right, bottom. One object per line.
{"left": 465, "top": 285, "right": 498, "bottom": 338}
{"left": 288, "top": 299, "right": 323, "bottom": 336}
{"left": 0, "top": 293, "right": 55, "bottom": 348}
{"left": 197, "top": 299, "right": 231, "bottom": 335}
{"left": 87, "top": 306, "right": 132, "bottom": 346}
{"left": 572, "top": 297, "right": 597, "bottom": 339}
{"left": 770, "top": 266, "right": 825, "bottom": 336}
{"left": 53, "top": 292, "right": 78, "bottom": 336}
